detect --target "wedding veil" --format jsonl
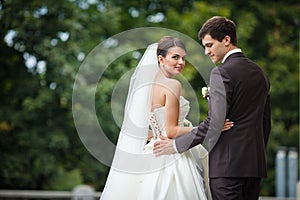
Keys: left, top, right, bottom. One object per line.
{"left": 110, "top": 43, "right": 160, "bottom": 173}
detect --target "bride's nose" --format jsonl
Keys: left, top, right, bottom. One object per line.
{"left": 178, "top": 57, "right": 185, "bottom": 64}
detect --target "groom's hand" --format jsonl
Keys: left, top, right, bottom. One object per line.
{"left": 153, "top": 136, "right": 176, "bottom": 156}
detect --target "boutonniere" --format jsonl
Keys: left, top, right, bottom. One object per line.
{"left": 183, "top": 118, "right": 192, "bottom": 127}
{"left": 201, "top": 86, "right": 210, "bottom": 100}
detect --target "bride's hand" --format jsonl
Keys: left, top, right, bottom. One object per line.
{"left": 222, "top": 119, "right": 234, "bottom": 131}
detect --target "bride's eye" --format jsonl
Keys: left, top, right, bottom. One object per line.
{"left": 172, "top": 55, "right": 185, "bottom": 62}
{"left": 172, "top": 55, "right": 179, "bottom": 60}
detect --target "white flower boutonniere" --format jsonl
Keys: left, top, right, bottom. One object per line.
{"left": 202, "top": 86, "right": 210, "bottom": 100}
{"left": 183, "top": 118, "right": 192, "bottom": 127}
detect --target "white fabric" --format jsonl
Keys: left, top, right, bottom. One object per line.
{"left": 139, "top": 97, "right": 211, "bottom": 200}
{"left": 221, "top": 48, "right": 242, "bottom": 63}
{"left": 108, "top": 43, "right": 160, "bottom": 173}
{"left": 100, "top": 44, "right": 211, "bottom": 200}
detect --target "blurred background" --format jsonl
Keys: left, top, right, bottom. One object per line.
{"left": 0, "top": 0, "right": 299, "bottom": 198}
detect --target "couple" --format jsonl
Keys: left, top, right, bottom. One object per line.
{"left": 100, "top": 16, "right": 271, "bottom": 200}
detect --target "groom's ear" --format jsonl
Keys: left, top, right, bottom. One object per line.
{"left": 223, "top": 35, "right": 231, "bottom": 46}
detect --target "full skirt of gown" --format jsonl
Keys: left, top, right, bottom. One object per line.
{"left": 100, "top": 97, "right": 211, "bottom": 200}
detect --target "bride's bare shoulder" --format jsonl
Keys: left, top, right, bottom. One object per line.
{"left": 166, "top": 78, "right": 181, "bottom": 87}
{"left": 162, "top": 79, "right": 181, "bottom": 96}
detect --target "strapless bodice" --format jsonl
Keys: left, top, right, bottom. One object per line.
{"left": 144, "top": 96, "right": 192, "bottom": 153}
{"left": 151, "top": 96, "right": 191, "bottom": 134}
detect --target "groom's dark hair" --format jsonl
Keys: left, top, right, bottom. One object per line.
{"left": 198, "top": 16, "right": 237, "bottom": 46}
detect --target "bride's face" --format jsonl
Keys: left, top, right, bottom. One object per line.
{"left": 158, "top": 46, "right": 186, "bottom": 78}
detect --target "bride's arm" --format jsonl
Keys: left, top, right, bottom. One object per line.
{"left": 164, "top": 80, "right": 194, "bottom": 139}
{"left": 147, "top": 130, "right": 153, "bottom": 141}
{"left": 164, "top": 80, "right": 233, "bottom": 139}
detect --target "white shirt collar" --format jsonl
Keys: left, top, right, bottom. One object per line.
{"left": 222, "top": 48, "right": 242, "bottom": 63}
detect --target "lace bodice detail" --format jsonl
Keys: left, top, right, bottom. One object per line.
{"left": 149, "top": 96, "right": 191, "bottom": 138}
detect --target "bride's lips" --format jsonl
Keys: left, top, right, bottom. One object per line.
{"left": 175, "top": 67, "right": 183, "bottom": 72}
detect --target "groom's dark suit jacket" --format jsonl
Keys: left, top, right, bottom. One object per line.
{"left": 175, "top": 52, "right": 271, "bottom": 178}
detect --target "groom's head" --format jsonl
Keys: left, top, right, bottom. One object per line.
{"left": 198, "top": 16, "right": 237, "bottom": 46}
{"left": 198, "top": 16, "right": 238, "bottom": 64}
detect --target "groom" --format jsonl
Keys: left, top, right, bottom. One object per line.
{"left": 154, "top": 16, "right": 271, "bottom": 200}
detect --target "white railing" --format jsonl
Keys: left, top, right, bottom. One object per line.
{"left": 0, "top": 189, "right": 101, "bottom": 199}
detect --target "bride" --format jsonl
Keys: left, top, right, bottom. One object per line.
{"left": 100, "top": 36, "right": 230, "bottom": 200}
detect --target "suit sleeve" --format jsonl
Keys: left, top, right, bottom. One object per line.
{"left": 175, "top": 67, "right": 228, "bottom": 153}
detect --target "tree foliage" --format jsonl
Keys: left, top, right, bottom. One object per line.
{"left": 0, "top": 0, "right": 299, "bottom": 196}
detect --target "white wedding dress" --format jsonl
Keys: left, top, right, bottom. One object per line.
{"left": 100, "top": 96, "right": 211, "bottom": 200}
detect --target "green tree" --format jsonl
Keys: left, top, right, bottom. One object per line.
{"left": 0, "top": 0, "right": 121, "bottom": 189}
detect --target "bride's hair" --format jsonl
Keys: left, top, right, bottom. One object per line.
{"left": 157, "top": 36, "right": 186, "bottom": 59}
